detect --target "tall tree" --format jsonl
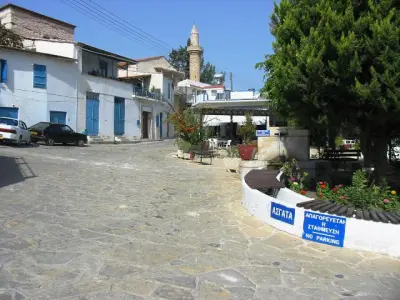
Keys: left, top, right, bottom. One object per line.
{"left": 0, "top": 24, "right": 23, "bottom": 48}
{"left": 168, "top": 39, "right": 217, "bottom": 84}
{"left": 200, "top": 62, "right": 216, "bottom": 84}
{"left": 256, "top": 0, "right": 400, "bottom": 182}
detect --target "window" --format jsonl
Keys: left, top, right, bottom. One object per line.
{"left": 0, "top": 59, "right": 7, "bottom": 83}
{"left": 99, "top": 60, "right": 108, "bottom": 77}
{"left": 0, "top": 118, "right": 17, "bottom": 126}
{"left": 61, "top": 125, "right": 73, "bottom": 132}
{"left": 50, "top": 124, "right": 62, "bottom": 133}
{"left": 19, "top": 121, "right": 27, "bottom": 130}
{"left": 33, "top": 64, "right": 47, "bottom": 89}
{"left": 211, "top": 90, "right": 217, "bottom": 97}
{"left": 168, "top": 82, "right": 171, "bottom": 99}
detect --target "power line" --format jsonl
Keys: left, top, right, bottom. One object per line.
{"left": 58, "top": 0, "right": 171, "bottom": 55}
{"left": 59, "top": 0, "right": 169, "bottom": 54}
{"left": 84, "top": 0, "right": 174, "bottom": 50}
{"left": 79, "top": 0, "right": 171, "bottom": 52}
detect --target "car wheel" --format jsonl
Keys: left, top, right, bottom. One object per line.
{"left": 77, "top": 139, "right": 85, "bottom": 147}
{"left": 31, "top": 140, "right": 38, "bottom": 144}
{"left": 46, "top": 138, "right": 55, "bottom": 146}
{"left": 17, "top": 136, "right": 22, "bottom": 146}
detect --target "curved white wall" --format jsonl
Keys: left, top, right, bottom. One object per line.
{"left": 242, "top": 177, "right": 400, "bottom": 258}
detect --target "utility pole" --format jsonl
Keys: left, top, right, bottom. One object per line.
{"left": 230, "top": 72, "right": 233, "bottom": 91}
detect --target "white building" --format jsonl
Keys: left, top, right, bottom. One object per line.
{"left": 0, "top": 45, "right": 79, "bottom": 129}
{"left": 0, "top": 4, "right": 173, "bottom": 141}
{"left": 118, "top": 55, "right": 185, "bottom": 139}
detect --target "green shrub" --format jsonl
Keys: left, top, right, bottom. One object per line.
{"left": 316, "top": 170, "right": 399, "bottom": 212}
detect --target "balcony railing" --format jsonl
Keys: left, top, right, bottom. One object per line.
{"left": 133, "top": 87, "right": 167, "bottom": 102}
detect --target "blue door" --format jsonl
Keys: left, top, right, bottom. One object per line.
{"left": 114, "top": 97, "right": 125, "bottom": 135}
{"left": 86, "top": 92, "right": 99, "bottom": 136}
{"left": 159, "top": 113, "right": 163, "bottom": 138}
{"left": 0, "top": 107, "right": 18, "bottom": 119}
{"left": 50, "top": 111, "right": 66, "bottom": 124}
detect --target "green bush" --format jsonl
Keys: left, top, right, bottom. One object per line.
{"left": 316, "top": 170, "right": 399, "bottom": 212}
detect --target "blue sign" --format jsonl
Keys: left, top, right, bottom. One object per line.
{"left": 137, "top": 119, "right": 140, "bottom": 126}
{"left": 256, "top": 129, "right": 270, "bottom": 137}
{"left": 303, "top": 211, "right": 346, "bottom": 247}
{"left": 270, "top": 202, "right": 295, "bottom": 225}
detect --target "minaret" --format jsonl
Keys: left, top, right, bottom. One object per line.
{"left": 187, "top": 24, "right": 203, "bottom": 81}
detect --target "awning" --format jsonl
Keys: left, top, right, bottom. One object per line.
{"left": 204, "top": 115, "right": 230, "bottom": 126}
{"left": 233, "top": 116, "right": 267, "bottom": 125}
{"left": 204, "top": 115, "right": 268, "bottom": 126}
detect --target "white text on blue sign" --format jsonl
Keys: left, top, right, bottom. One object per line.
{"left": 302, "top": 211, "right": 346, "bottom": 247}
{"left": 270, "top": 202, "right": 295, "bottom": 225}
{"left": 256, "top": 130, "right": 270, "bottom": 137}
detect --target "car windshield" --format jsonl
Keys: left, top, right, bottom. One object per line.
{"left": 30, "top": 122, "right": 50, "bottom": 130}
{"left": 0, "top": 118, "right": 18, "bottom": 126}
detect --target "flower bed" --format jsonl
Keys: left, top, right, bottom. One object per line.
{"left": 242, "top": 169, "right": 400, "bottom": 257}
{"left": 282, "top": 159, "right": 399, "bottom": 215}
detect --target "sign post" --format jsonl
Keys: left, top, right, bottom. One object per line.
{"left": 302, "top": 211, "right": 347, "bottom": 247}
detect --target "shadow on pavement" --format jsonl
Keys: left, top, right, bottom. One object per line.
{"left": 0, "top": 156, "right": 36, "bottom": 188}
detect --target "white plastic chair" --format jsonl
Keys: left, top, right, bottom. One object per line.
{"left": 225, "top": 140, "right": 232, "bottom": 150}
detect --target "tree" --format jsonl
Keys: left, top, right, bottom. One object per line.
{"left": 256, "top": 0, "right": 400, "bottom": 182}
{"left": 0, "top": 24, "right": 23, "bottom": 48}
{"left": 200, "top": 62, "right": 216, "bottom": 84}
{"left": 169, "top": 39, "right": 217, "bottom": 84}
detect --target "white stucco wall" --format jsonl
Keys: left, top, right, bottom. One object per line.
{"left": 0, "top": 48, "right": 78, "bottom": 129}
{"left": 33, "top": 40, "right": 76, "bottom": 59}
{"left": 242, "top": 175, "right": 400, "bottom": 257}
{"left": 149, "top": 73, "right": 163, "bottom": 92}
{"left": 78, "top": 74, "right": 140, "bottom": 138}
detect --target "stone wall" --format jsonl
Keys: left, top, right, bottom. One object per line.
{"left": 257, "top": 127, "right": 309, "bottom": 161}
{"left": 1, "top": 6, "right": 75, "bottom": 41}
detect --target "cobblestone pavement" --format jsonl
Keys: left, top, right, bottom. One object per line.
{"left": 0, "top": 141, "right": 399, "bottom": 300}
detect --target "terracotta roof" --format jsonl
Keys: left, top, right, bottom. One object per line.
{"left": 135, "top": 56, "right": 165, "bottom": 62}
{"left": 0, "top": 3, "right": 76, "bottom": 28}
{"left": 118, "top": 62, "right": 128, "bottom": 68}
{"left": 203, "top": 85, "right": 225, "bottom": 89}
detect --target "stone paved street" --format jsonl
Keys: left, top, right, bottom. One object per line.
{"left": 0, "top": 141, "right": 399, "bottom": 300}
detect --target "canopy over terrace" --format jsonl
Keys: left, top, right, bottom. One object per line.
{"left": 192, "top": 100, "right": 270, "bottom": 140}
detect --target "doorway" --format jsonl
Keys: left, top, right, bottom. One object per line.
{"left": 142, "top": 111, "right": 150, "bottom": 139}
{"left": 114, "top": 97, "right": 125, "bottom": 135}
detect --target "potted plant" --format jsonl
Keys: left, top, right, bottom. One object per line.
{"left": 224, "top": 145, "right": 241, "bottom": 172}
{"left": 237, "top": 113, "right": 257, "bottom": 160}
{"left": 168, "top": 108, "right": 210, "bottom": 160}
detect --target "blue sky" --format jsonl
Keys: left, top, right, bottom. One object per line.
{"left": 2, "top": 0, "right": 275, "bottom": 91}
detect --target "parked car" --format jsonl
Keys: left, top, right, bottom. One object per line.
{"left": 0, "top": 117, "right": 31, "bottom": 145}
{"left": 29, "top": 122, "right": 87, "bottom": 146}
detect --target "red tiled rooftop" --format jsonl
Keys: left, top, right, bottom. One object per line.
{"left": 203, "top": 85, "right": 225, "bottom": 89}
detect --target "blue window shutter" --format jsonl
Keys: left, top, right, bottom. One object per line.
{"left": 1, "top": 60, "right": 7, "bottom": 83}
{"left": 156, "top": 115, "right": 159, "bottom": 127}
{"left": 33, "top": 64, "right": 47, "bottom": 89}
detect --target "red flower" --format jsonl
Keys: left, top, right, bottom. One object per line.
{"left": 339, "top": 196, "right": 345, "bottom": 200}
{"left": 320, "top": 184, "right": 326, "bottom": 189}
{"left": 318, "top": 181, "right": 324, "bottom": 185}
{"left": 332, "top": 187, "right": 338, "bottom": 192}
{"left": 300, "top": 190, "right": 307, "bottom": 195}
{"left": 319, "top": 193, "right": 323, "bottom": 197}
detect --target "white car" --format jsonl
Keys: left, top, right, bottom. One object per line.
{"left": 0, "top": 117, "right": 31, "bottom": 145}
